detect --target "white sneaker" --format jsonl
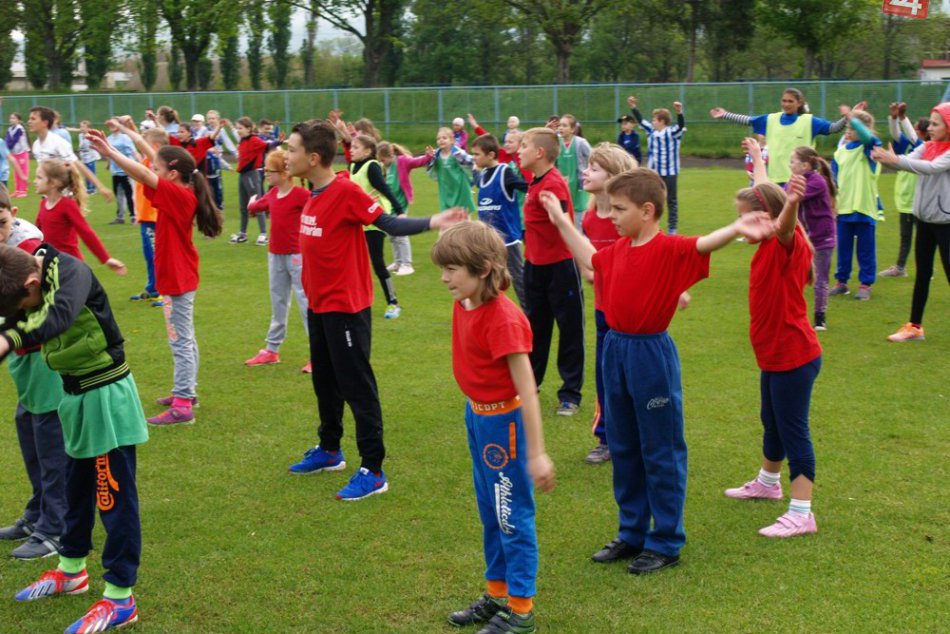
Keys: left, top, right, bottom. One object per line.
{"left": 394, "top": 264, "right": 415, "bottom": 276}
{"left": 256, "top": 234, "right": 268, "bottom": 246}
{"left": 387, "top": 262, "right": 399, "bottom": 272}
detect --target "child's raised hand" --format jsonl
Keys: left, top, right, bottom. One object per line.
{"left": 673, "top": 101, "right": 683, "bottom": 113}
{"left": 709, "top": 107, "right": 725, "bottom": 119}
{"left": 741, "top": 137, "right": 761, "bottom": 159}
{"left": 838, "top": 104, "right": 852, "bottom": 119}
{"left": 105, "top": 258, "right": 127, "bottom": 276}
{"left": 529, "top": 453, "right": 556, "bottom": 493}
{"left": 424, "top": 146, "right": 435, "bottom": 158}
{"left": 466, "top": 113, "right": 477, "bottom": 127}
{"left": 898, "top": 102, "right": 908, "bottom": 119}
{"left": 677, "top": 291, "right": 691, "bottom": 311}
{"left": 538, "top": 191, "right": 567, "bottom": 226}
{"left": 889, "top": 102, "right": 900, "bottom": 118}
{"left": 870, "top": 144, "right": 899, "bottom": 166}
{"left": 430, "top": 207, "right": 469, "bottom": 230}
{"left": 852, "top": 100, "right": 868, "bottom": 112}
{"left": 735, "top": 211, "right": 775, "bottom": 243}
{"left": 785, "top": 174, "right": 806, "bottom": 204}
{"left": 626, "top": 95, "right": 637, "bottom": 108}
{"left": 145, "top": 109, "right": 156, "bottom": 120}
{"left": 85, "top": 128, "right": 112, "bottom": 156}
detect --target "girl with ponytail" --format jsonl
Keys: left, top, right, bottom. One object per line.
{"left": 33, "top": 159, "right": 126, "bottom": 275}
{"left": 87, "top": 125, "right": 223, "bottom": 426}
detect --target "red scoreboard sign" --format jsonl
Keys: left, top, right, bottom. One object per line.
{"left": 882, "top": 0, "right": 930, "bottom": 18}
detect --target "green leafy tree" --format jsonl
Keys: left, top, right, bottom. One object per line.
{"left": 168, "top": 45, "right": 183, "bottom": 91}
{"left": 269, "top": 0, "right": 293, "bottom": 88}
{"left": 133, "top": 0, "right": 160, "bottom": 91}
{"left": 300, "top": 0, "right": 319, "bottom": 86}
{"left": 0, "top": 4, "right": 18, "bottom": 89}
{"left": 198, "top": 56, "right": 214, "bottom": 89}
{"left": 158, "top": 0, "right": 229, "bottom": 90}
{"left": 78, "top": 0, "right": 118, "bottom": 89}
{"left": 246, "top": 0, "right": 267, "bottom": 90}
{"left": 218, "top": 25, "right": 241, "bottom": 90}
{"left": 20, "top": 0, "right": 81, "bottom": 90}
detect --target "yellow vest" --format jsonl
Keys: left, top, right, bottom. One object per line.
{"left": 350, "top": 159, "right": 392, "bottom": 233}
{"left": 765, "top": 113, "right": 813, "bottom": 183}
{"left": 833, "top": 143, "right": 880, "bottom": 219}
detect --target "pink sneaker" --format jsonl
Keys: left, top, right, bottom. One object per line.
{"left": 887, "top": 323, "right": 925, "bottom": 342}
{"left": 245, "top": 349, "right": 280, "bottom": 366}
{"left": 147, "top": 407, "right": 194, "bottom": 426}
{"left": 301, "top": 361, "right": 312, "bottom": 374}
{"left": 724, "top": 479, "right": 783, "bottom": 500}
{"left": 759, "top": 512, "right": 817, "bottom": 538}
{"left": 155, "top": 395, "right": 199, "bottom": 408}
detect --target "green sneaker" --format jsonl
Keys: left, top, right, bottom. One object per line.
{"left": 476, "top": 607, "right": 536, "bottom": 634}
{"left": 448, "top": 593, "right": 506, "bottom": 627}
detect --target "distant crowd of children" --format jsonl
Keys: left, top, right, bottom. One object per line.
{"left": 0, "top": 88, "right": 948, "bottom": 634}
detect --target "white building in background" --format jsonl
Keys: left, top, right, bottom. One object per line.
{"left": 919, "top": 57, "right": 950, "bottom": 82}
{"left": 6, "top": 59, "right": 132, "bottom": 92}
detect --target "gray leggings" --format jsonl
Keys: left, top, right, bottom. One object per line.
{"left": 163, "top": 292, "right": 199, "bottom": 399}
{"left": 265, "top": 253, "right": 309, "bottom": 352}
{"left": 239, "top": 170, "right": 267, "bottom": 235}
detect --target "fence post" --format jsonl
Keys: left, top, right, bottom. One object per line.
{"left": 438, "top": 88, "right": 444, "bottom": 123}
{"left": 190, "top": 92, "right": 196, "bottom": 118}
{"left": 72, "top": 96, "right": 78, "bottom": 126}
{"left": 238, "top": 92, "right": 244, "bottom": 116}
{"left": 494, "top": 86, "right": 500, "bottom": 126}
{"left": 384, "top": 88, "right": 391, "bottom": 138}
{"left": 614, "top": 85, "right": 620, "bottom": 121}
{"left": 553, "top": 85, "right": 558, "bottom": 116}
{"left": 896, "top": 81, "right": 903, "bottom": 102}
{"left": 284, "top": 91, "right": 291, "bottom": 124}
{"left": 820, "top": 81, "right": 827, "bottom": 120}
{"left": 333, "top": 90, "right": 339, "bottom": 110}
{"left": 747, "top": 83, "right": 754, "bottom": 115}
{"left": 679, "top": 83, "right": 686, "bottom": 104}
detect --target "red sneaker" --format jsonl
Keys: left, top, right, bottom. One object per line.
{"left": 245, "top": 349, "right": 280, "bottom": 366}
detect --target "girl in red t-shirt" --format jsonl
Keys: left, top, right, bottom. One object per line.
{"left": 724, "top": 166, "right": 823, "bottom": 539}
{"left": 87, "top": 126, "right": 223, "bottom": 427}
{"left": 33, "top": 159, "right": 126, "bottom": 275}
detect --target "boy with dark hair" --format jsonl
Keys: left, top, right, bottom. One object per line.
{"left": 517, "top": 127, "right": 585, "bottom": 416}
{"left": 616, "top": 115, "right": 642, "bottom": 164}
{"left": 0, "top": 241, "right": 148, "bottom": 632}
{"left": 540, "top": 168, "right": 774, "bottom": 575}
{"left": 28, "top": 107, "right": 113, "bottom": 202}
{"left": 284, "top": 119, "right": 466, "bottom": 500}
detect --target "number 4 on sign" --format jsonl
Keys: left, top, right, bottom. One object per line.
{"left": 883, "top": 0, "right": 929, "bottom": 19}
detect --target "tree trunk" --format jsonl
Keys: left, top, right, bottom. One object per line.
{"left": 555, "top": 43, "right": 571, "bottom": 83}
{"left": 686, "top": 25, "right": 697, "bottom": 82}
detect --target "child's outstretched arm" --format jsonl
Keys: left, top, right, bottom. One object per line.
{"left": 86, "top": 129, "right": 158, "bottom": 190}
{"left": 507, "top": 352, "right": 555, "bottom": 492}
{"left": 742, "top": 137, "right": 769, "bottom": 186}
{"left": 776, "top": 174, "right": 805, "bottom": 246}
{"left": 466, "top": 113, "right": 487, "bottom": 137}
{"left": 113, "top": 116, "right": 156, "bottom": 163}
{"left": 539, "top": 190, "right": 595, "bottom": 272}
{"left": 696, "top": 212, "right": 775, "bottom": 254}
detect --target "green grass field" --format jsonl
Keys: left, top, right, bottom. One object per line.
{"left": 0, "top": 166, "right": 946, "bottom": 633}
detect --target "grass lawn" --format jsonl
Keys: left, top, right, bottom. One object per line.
{"left": 0, "top": 165, "right": 946, "bottom": 633}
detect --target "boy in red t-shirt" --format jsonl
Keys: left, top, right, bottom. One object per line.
{"left": 284, "top": 119, "right": 465, "bottom": 500}
{"left": 542, "top": 168, "right": 775, "bottom": 574}
{"left": 431, "top": 221, "right": 554, "bottom": 634}
{"left": 517, "top": 128, "right": 586, "bottom": 417}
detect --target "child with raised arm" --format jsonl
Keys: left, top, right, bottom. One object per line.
{"left": 518, "top": 128, "right": 585, "bottom": 417}
{"left": 429, "top": 127, "right": 476, "bottom": 213}
{"left": 377, "top": 141, "right": 433, "bottom": 276}
{"left": 541, "top": 168, "right": 774, "bottom": 574}
{"left": 74, "top": 121, "right": 100, "bottom": 195}
{"left": 28, "top": 107, "right": 112, "bottom": 203}
{"left": 432, "top": 221, "right": 555, "bottom": 634}
{"left": 244, "top": 150, "right": 312, "bottom": 371}
{"left": 0, "top": 241, "right": 149, "bottom": 633}
{"left": 471, "top": 134, "right": 529, "bottom": 307}
{"left": 283, "top": 119, "right": 465, "bottom": 500}
{"left": 628, "top": 95, "right": 686, "bottom": 234}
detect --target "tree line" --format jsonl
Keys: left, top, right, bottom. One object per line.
{"left": 0, "top": 0, "right": 947, "bottom": 93}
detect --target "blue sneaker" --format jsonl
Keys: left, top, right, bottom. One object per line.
{"left": 65, "top": 596, "right": 138, "bottom": 633}
{"left": 289, "top": 446, "right": 346, "bottom": 475}
{"left": 336, "top": 467, "right": 389, "bottom": 501}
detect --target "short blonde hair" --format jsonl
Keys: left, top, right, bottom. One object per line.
{"left": 522, "top": 127, "right": 560, "bottom": 162}
{"left": 143, "top": 127, "right": 169, "bottom": 145}
{"left": 431, "top": 221, "right": 511, "bottom": 304}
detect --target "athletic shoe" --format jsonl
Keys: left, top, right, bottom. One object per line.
{"left": 245, "top": 349, "right": 280, "bottom": 366}
{"left": 384, "top": 304, "right": 402, "bottom": 319}
{"left": 301, "top": 362, "right": 312, "bottom": 374}
{"left": 879, "top": 265, "right": 906, "bottom": 277}
{"left": 394, "top": 264, "right": 415, "bottom": 276}
{"left": 147, "top": 407, "right": 194, "bottom": 426}
{"left": 724, "top": 479, "right": 783, "bottom": 500}
{"left": 386, "top": 262, "right": 399, "bottom": 272}
{"left": 829, "top": 283, "right": 849, "bottom": 296}
{"left": 0, "top": 517, "right": 34, "bottom": 541}
{"left": 65, "top": 596, "right": 138, "bottom": 633}
{"left": 475, "top": 607, "right": 536, "bottom": 634}
{"left": 129, "top": 291, "right": 160, "bottom": 303}
{"left": 585, "top": 443, "right": 611, "bottom": 464}
{"left": 256, "top": 234, "right": 268, "bottom": 246}
{"left": 591, "top": 538, "right": 640, "bottom": 563}
{"left": 289, "top": 446, "right": 346, "bottom": 475}
{"left": 556, "top": 401, "right": 579, "bottom": 416}
{"left": 229, "top": 233, "right": 247, "bottom": 244}
{"left": 628, "top": 551, "right": 680, "bottom": 575}
{"left": 448, "top": 593, "right": 506, "bottom": 627}
{"left": 854, "top": 285, "right": 872, "bottom": 300}
{"left": 814, "top": 311, "right": 827, "bottom": 332}
{"left": 887, "top": 323, "right": 925, "bottom": 342}
{"left": 151, "top": 298, "right": 164, "bottom": 308}
{"left": 108, "top": 218, "right": 125, "bottom": 225}
{"left": 155, "top": 395, "right": 199, "bottom": 408}
{"left": 336, "top": 467, "right": 389, "bottom": 500}
{"left": 11, "top": 534, "right": 60, "bottom": 560}
{"left": 15, "top": 568, "right": 89, "bottom": 602}
{"left": 759, "top": 512, "right": 817, "bottom": 538}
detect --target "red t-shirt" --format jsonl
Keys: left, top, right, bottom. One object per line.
{"left": 299, "top": 173, "right": 383, "bottom": 313}
{"left": 523, "top": 168, "right": 574, "bottom": 265}
{"left": 582, "top": 210, "right": 620, "bottom": 311}
{"left": 248, "top": 185, "right": 310, "bottom": 254}
{"left": 144, "top": 179, "right": 199, "bottom": 296}
{"left": 35, "top": 197, "right": 110, "bottom": 264}
{"left": 452, "top": 294, "right": 533, "bottom": 403}
{"left": 237, "top": 136, "right": 270, "bottom": 172}
{"left": 592, "top": 233, "right": 709, "bottom": 334}
{"left": 749, "top": 226, "right": 822, "bottom": 371}
{"left": 171, "top": 137, "right": 214, "bottom": 172}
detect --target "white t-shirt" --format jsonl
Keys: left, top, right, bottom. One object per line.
{"left": 32, "top": 133, "right": 78, "bottom": 162}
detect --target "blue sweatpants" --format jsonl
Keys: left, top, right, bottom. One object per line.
{"left": 836, "top": 215, "right": 876, "bottom": 286}
{"left": 465, "top": 402, "right": 538, "bottom": 598}
{"left": 591, "top": 309, "right": 608, "bottom": 444}
{"left": 761, "top": 357, "right": 821, "bottom": 483}
{"left": 603, "top": 330, "right": 686, "bottom": 558}
{"left": 139, "top": 221, "right": 156, "bottom": 295}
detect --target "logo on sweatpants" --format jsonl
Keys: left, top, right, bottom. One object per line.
{"left": 494, "top": 472, "right": 516, "bottom": 535}
{"left": 483, "top": 443, "right": 509, "bottom": 469}
{"left": 647, "top": 397, "right": 670, "bottom": 410}
{"left": 95, "top": 455, "right": 120, "bottom": 512}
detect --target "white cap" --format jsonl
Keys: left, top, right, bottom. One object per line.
{"left": 452, "top": 117, "right": 464, "bottom": 127}
{"left": 191, "top": 113, "right": 205, "bottom": 123}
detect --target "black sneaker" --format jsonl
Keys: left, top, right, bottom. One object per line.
{"left": 448, "top": 593, "right": 506, "bottom": 627}
{"left": 591, "top": 538, "right": 641, "bottom": 563}
{"left": 814, "top": 311, "right": 827, "bottom": 331}
{"left": 476, "top": 607, "right": 536, "bottom": 634}
{"left": 0, "top": 518, "right": 34, "bottom": 541}
{"left": 11, "top": 534, "right": 60, "bottom": 560}
{"left": 628, "top": 551, "right": 680, "bottom": 575}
